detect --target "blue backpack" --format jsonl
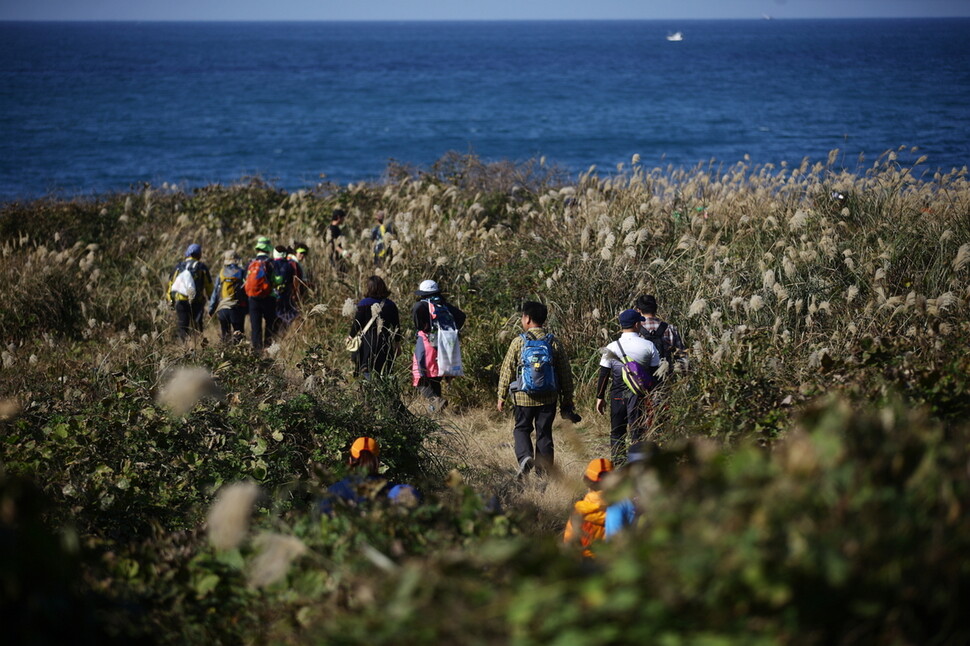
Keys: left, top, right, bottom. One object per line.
{"left": 517, "top": 333, "right": 558, "bottom": 395}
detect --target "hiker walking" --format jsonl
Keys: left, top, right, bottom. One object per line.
{"left": 595, "top": 309, "right": 659, "bottom": 462}
{"left": 348, "top": 275, "right": 401, "bottom": 378}
{"left": 328, "top": 208, "right": 348, "bottom": 272}
{"left": 371, "top": 210, "right": 394, "bottom": 266}
{"left": 563, "top": 458, "right": 614, "bottom": 558}
{"left": 496, "top": 301, "right": 577, "bottom": 476}
{"left": 635, "top": 294, "right": 687, "bottom": 433}
{"left": 634, "top": 294, "right": 687, "bottom": 377}
{"left": 244, "top": 238, "right": 277, "bottom": 352}
{"left": 290, "top": 242, "right": 310, "bottom": 306}
{"left": 167, "top": 243, "right": 213, "bottom": 341}
{"left": 411, "top": 279, "right": 466, "bottom": 412}
{"left": 272, "top": 245, "right": 298, "bottom": 335}
{"left": 207, "top": 249, "right": 248, "bottom": 343}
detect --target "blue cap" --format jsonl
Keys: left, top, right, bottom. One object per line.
{"left": 185, "top": 243, "right": 202, "bottom": 258}
{"left": 619, "top": 309, "right": 645, "bottom": 329}
{"left": 387, "top": 484, "right": 420, "bottom": 505}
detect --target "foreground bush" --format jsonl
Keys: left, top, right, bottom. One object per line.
{"left": 294, "top": 397, "right": 970, "bottom": 645}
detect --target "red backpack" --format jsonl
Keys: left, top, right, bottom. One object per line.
{"left": 244, "top": 258, "right": 273, "bottom": 298}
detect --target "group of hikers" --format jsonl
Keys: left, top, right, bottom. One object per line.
{"left": 166, "top": 238, "right": 310, "bottom": 350}
{"left": 167, "top": 208, "right": 395, "bottom": 351}
{"left": 168, "top": 208, "right": 687, "bottom": 556}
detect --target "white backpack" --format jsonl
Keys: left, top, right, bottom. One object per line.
{"left": 170, "top": 261, "right": 198, "bottom": 300}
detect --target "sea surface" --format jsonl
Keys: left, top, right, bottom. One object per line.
{"left": 1, "top": 19, "right": 969, "bottom": 200}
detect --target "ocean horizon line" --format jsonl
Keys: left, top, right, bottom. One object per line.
{"left": 3, "top": 17, "right": 969, "bottom": 24}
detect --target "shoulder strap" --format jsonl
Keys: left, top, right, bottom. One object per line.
{"left": 656, "top": 321, "right": 669, "bottom": 338}
{"left": 358, "top": 301, "right": 385, "bottom": 336}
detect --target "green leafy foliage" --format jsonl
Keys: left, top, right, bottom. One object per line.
{"left": 297, "top": 398, "right": 970, "bottom": 645}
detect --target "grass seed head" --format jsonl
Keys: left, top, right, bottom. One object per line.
{"left": 952, "top": 244, "right": 970, "bottom": 272}
{"left": 689, "top": 298, "right": 707, "bottom": 317}
{"left": 156, "top": 366, "right": 222, "bottom": 417}
{"left": 207, "top": 481, "right": 260, "bottom": 551}
{"left": 247, "top": 532, "right": 308, "bottom": 588}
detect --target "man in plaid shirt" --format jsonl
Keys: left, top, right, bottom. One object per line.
{"left": 497, "top": 301, "right": 577, "bottom": 477}
{"left": 635, "top": 294, "right": 687, "bottom": 374}
{"left": 635, "top": 294, "right": 687, "bottom": 437}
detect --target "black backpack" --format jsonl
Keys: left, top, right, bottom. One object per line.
{"left": 642, "top": 321, "right": 673, "bottom": 365}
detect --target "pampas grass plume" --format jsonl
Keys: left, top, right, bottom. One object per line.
{"left": 207, "top": 481, "right": 260, "bottom": 551}
{"left": 341, "top": 298, "right": 356, "bottom": 317}
{"left": 788, "top": 210, "right": 809, "bottom": 230}
{"left": 763, "top": 269, "right": 775, "bottom": 290}
{"left": 157, "top": 366, "right": 222, "bottom": 417}
{"left": 783, "top": 256, "right": 796, "bottom": 278}
{"left": 248, "top": 532, "right": 308, "bottom": 588}
{"left": 953, "top": 244, "right": 970, "bottom": 272}
{"left": 938, "top": 292, "right": 956, "bottom": 309}
{"left": 0, "top": 397, "right": 21, "bottom": 421}
{"left": 688, "top": 298, "right": 707, "bottom": 317}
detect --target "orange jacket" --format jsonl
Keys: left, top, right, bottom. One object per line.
{"left": 563, "top": 490, "right": 607, "bottom": 557}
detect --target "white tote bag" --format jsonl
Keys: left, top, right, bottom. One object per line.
{"left": 436, "top": 328, "right": 464, "bottom": 377}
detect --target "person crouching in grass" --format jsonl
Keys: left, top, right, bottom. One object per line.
{"left": 563, "top": 458, "right": 614, "bottom": 558}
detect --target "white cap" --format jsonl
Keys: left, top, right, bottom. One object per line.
{"left": 416, "top": 279, "right": 440, "bottom": 295}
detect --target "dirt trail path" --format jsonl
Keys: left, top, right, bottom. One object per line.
{"left": 430, "top": 405, "right": 613, "bottom": 535}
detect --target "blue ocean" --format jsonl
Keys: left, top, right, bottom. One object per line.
{"left": 1, "top": 19, "right": 968, "bottom": 200}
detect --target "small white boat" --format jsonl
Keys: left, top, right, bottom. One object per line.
{"left": 666, "top": 31, "right": 684, "bottom": 42}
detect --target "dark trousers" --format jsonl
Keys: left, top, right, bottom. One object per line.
{"left": 217, "top": 307, "right": 246, "bottom": 342}
{"left": 513, "top": 403, "right": 557, "bottom": 472}
{"left": 609, "top": 391, "right": 649, "bottom": 462}
{"left": 248, "top": 297, "right": 277, "bottom": 351}
{"left": 274, "top": 292, "right": 298, "bottom": 336}
{"left": 417, "top": 377, "right": 443, "bottom": 400}
{"left": 174, "top": 300, "right": 204, "bottom": 340}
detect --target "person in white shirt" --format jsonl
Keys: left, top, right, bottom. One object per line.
{"left": 595, "top": 309, "right": 659, "bottom": 461}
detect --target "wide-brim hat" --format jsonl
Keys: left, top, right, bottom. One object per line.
{"left": 415, "top": 279, "right": 441, "bottom": 296}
